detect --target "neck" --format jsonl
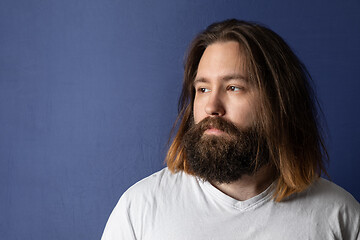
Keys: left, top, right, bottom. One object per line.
{"left": 211, "top": 165, "right": 276, "bottom": 201}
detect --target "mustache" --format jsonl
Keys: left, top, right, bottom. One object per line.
{"left": 192, "top": 117, "right": 242, "bottom": 136}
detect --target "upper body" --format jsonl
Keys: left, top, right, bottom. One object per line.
{"left": 102, "top": 168, "right": 360, "bottom": 240}
{"left": 103, "top": 19, "right": 360, "bottom": 239}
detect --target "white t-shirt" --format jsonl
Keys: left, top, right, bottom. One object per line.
{"left": 102, "top": 168, "right": 360, "bottom": 240}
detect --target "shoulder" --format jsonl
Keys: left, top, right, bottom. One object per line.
{"left": 290, "top": 177, "right": 360, "bottom": 214}
{"left": 119, "top": 168, "right": 191, "bottom": 205}
{"left": 305, "top": 178, "right": 359, "bottom": 208}
{"left": 290, "top": 178, "right": 360, "bottom": 239}
{"left": 102, "top": 168, "right": 185, "bottom": 239}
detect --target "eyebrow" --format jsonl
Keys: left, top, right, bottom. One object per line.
{"left": 193, "top": 74, "right": 247, "bottom": 85}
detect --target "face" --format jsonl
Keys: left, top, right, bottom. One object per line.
{"left": 181, "top": 41, "right": 268, "bottom": 183}
{"left": 193, "top": 41, "right": 259, "bottom": 134}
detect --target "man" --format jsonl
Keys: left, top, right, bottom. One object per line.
{"left": 102, "top": 19, "right": 360, "bottom": 239}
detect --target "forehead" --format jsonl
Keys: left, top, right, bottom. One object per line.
{"left": 195, "top": 41, "right": 247, "bottom": 81}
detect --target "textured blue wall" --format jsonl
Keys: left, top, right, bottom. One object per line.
{"left": 0, "top": 0, "right": 359, "bottom": 239}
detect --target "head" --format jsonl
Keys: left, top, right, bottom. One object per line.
{"left": 166, "top": 19, "right": 328, "bottom": 201}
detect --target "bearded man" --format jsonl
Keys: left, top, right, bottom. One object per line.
{"left": 102, "top": 19, "right": 360, "bottom": 240}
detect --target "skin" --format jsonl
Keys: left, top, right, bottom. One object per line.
{"left": 193, "top": 41, "right": 275, "bottom": 201}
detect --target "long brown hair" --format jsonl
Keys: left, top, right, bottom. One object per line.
{"left": 166, "top": 19, "right": 328, "bottom": 202}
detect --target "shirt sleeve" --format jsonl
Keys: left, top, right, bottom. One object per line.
{"left": 101, "top": 195, "right": 137, "bottom": 240}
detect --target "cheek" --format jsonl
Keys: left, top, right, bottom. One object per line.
{"left": 229, "top": 101, "right": 258, "bottom": 128}
{"left": 193, "top": 98, "right": 206, "bottom": 124}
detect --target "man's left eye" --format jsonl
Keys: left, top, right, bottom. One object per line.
{"left": 228, "top": 86, "right": 242, "bottom": 91}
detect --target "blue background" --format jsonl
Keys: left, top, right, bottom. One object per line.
{"left": 0, "top": 0, "right": 359, "bottom": 239}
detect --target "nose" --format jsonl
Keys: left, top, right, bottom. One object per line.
{"left": 205, "top": 91, "right": 225, "bottom": 116}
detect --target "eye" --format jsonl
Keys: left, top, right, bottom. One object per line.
{"left": 197, "top": 87, "right": 211, "bottom": 93}
{"left": 227, "top": 86, "right": 243, "bottom": 92}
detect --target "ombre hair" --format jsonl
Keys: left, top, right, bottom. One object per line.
{"left": 166, "top": 19, "right": 328, "bottom": 202}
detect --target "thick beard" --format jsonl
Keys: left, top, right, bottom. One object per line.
{"left": 182, "top": 117, "right": 269, "bottom": 184}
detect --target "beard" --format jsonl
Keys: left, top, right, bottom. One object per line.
{"left": 182, "top": 117, "right": 269, "bottom": 184}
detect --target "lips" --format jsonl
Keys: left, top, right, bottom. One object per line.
{"left": 203, "top": 127, "right": 228, "bottom": 136}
